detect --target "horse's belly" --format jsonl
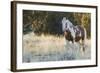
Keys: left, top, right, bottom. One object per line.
{"left": 75, "top": 36, "right": 81, "bottom": 42}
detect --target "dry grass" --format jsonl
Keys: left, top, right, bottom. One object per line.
{"left": 23, "top": 32, "right": 91, "bottom": 62}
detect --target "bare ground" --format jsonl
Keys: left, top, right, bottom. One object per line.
{"left": 23, "top": 32, "right": 91, "bottom": 63}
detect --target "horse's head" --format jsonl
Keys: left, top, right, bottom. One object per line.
{"left": 62, "top": 17, "right": 69, "bottom": 32}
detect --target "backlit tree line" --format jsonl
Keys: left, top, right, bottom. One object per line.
{"left": 23, "top": 10, "right": 91, "bottom": 38}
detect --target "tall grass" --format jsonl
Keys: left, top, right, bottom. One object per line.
{"left": 23, "top": 32, "right": 91, "bottom": 63}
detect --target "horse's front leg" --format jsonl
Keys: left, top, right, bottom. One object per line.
{"left": 72, "top": 38, "right": 75, "bottom": 44}
{"left": 72, "top": 39, "right": 76, "bottom": 50}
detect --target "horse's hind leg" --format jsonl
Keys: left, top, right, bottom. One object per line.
{"left": 78, "top": 39, "right": 83, "bottom": 52}
{"left": 82, "top": 39, "right": 86, "bottom": 52}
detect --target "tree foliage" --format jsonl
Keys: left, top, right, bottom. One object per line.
{"left": 23, "top": 10, "right": 91, "bottom": 38}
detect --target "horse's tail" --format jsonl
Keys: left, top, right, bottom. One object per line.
{"left": 83, "top": 27, "right": 87, "bottom": 42}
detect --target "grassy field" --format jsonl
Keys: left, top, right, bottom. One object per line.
{"left": 23, "top": 32, "right": 91, "bottom": 63}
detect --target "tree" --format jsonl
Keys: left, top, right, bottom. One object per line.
{"left": 23, "top": 10, "right": 91, "bottom": 38}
